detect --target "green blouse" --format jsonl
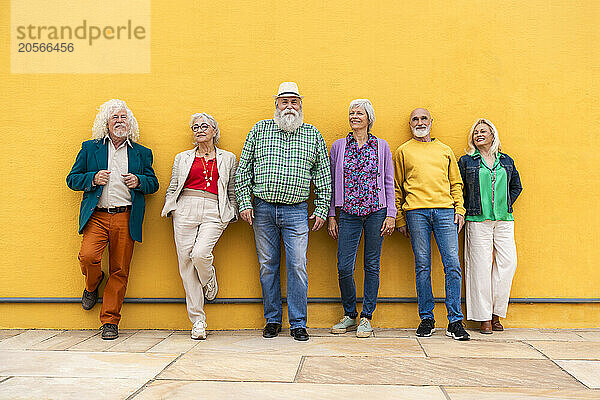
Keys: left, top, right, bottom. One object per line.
{"left": 465, "top": 151, "right": 514, "bottom": 222}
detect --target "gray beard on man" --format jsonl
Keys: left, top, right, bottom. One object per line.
{"left": 411, "top": 125, "right": 431, "bottom": 138}
{"left": 111, "top": 123, "right": 129, "bottom": 138}
{"left": 274, "top": 108, "right": 303, "bottom": 132}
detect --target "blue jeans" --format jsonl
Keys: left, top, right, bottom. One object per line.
{"left": 337, "top": 208, "right": 386, "bottom": 319}
{"left": 405, "top": 208, "right": 463, "bottom": 323}
{"left": 252, "top": 197, "right": 309, "bottom": 329}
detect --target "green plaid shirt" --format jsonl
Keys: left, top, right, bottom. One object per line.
{"left": 235, "top": 119, "right": 332, "bottom": 219}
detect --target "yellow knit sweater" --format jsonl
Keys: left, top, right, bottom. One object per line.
{"left": 393, "top": 138, "right": 465, "bottom": 227}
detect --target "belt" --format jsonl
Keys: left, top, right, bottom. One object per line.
{"left": 95, "top": 205, "right": 132, "bottom": 214}
{"left": 182, "top": 189, "right": 218, "bottom": 201}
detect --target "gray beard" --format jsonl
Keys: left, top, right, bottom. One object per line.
{"left": 411, "top": 125, "right": 431, "bottom": 138}
{"left": 111, "top": 125, "right": 129, "bottom": 138}
{"left": 274, "top": 109, "right": 303, "bottom": 132}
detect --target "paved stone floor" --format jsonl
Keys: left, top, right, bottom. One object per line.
{"left": 1, "top": 328, "right": 600, "bottom": 399}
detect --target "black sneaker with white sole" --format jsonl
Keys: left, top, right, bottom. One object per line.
{"left": 446, "top": 320, "right": 470, "bottom": 341}
{"left": 416, "top": 318, "right": 435, "bottom": 337}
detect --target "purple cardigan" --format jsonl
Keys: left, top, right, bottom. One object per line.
{"left": 329, "top": 136, "right": 397, "bottom": 218}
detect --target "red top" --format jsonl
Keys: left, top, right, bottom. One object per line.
{"left": 183, "top": 157, "right": 219, "bottom": 195}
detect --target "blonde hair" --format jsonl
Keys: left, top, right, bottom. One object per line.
{"left": 466, "top": 118, "right": 501, "bottom": 156}
{"left": 92, "top": 99, "right": 139, "bottom": 142}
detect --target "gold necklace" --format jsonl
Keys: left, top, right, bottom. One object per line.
{"left": 199, "top": 156, "right": 216, "bottom": 187}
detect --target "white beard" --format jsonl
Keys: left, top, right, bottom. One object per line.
{"left": 411, "top": 125, "right": 431, "bottom": 138}
{"left": 112, "top": 124, "right": 129, "bottom": 138}
{"left": 274, "top": 108, "right": 303, "bottom": 132}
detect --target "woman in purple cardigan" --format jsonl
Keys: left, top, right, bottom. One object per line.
{"left": 327, "top": 99, "right": 397, "bottom": 338}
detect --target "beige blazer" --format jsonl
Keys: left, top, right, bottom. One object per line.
{"left": 161, "top": 147, "right": 238, "bottom": 222}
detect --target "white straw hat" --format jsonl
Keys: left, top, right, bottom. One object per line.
{"left": 273, "top": 81, "right": 304, "bottom": 99}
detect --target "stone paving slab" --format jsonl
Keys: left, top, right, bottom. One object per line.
{"left": 0, "top": 330, "right": 62, "bottom": 350}
{"left": 444, "top": 387, "right": 600, "bottom": 399}
{"left": 158, "top": 352, "right": 301, "bottom": 382}
{"left": 296, "top": 357, "right": 585, "bottom": 388}
{"left": 0, "top": 330, "right": 25, "bottom": 341}
{"left": 1, "top": 328, "right": 599, "bottom": 400}
{"left": 374, "top": 328, "right": 443, "bottom": 338}
{"left": 419, "top": 337, "right": 545, "bottom": 359}
{"left": 0, "top": 350, "right": 177, "bottom": 380}
{"left": 463, "top": 329, "right": 584, "bottom": 342}
{"left": 108, "top": 331, "right": 170, "bottom": 353}
{"left": 576, "top": 332, "right": 600, "bottom": 341}
{"left": 528, "top": 341, "right": 600, "bottom": 360}
{"left": 188, "top": 335, "right": 426, "bottom": 357}
{"left": 66, "top": 330, "right": 138, "bottom": 352}
{"left": 0, "top": 377, "right": 147, "bottom": 400}
{"left": 146, "top": 332, "right": 200, "bottom": 354}
{"left": 136, "top": 380, "right": 447, "bottom": 400}
{"left": 29, "top": 330, "right": 99, "bottom": 351}
{"left": 555, "top": 360, "right": 600, "bottom": 389}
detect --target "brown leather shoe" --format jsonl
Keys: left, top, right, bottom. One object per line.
{"left": 480, "top": 320, "right": 493, "bottom": 334}
{"left": 491, "top": 315, "right": 504, "bottom": 331}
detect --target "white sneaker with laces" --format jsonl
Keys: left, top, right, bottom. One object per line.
{"left": 191, "top": 320, "right": 207, "bottom": 340}
{"left": 331, "top": 316, "right": 358, "bottom": 334}
{"left": 356, "top": 317, "right": 373, "bottom": 338}
{"left": 204, "top": 275, "right": 218, "bottom": 301}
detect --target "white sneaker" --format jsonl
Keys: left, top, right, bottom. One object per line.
{"left": 331, "top": 316, "right": 357, "bottom": 334}
{"left": 356, "top": 317, "right": 373, "bottom": 338}
{"left": 204, "top": 275, "right": 218, "bottom": 301}
{"left": 191, "top": 321, "right": 207, "bottom": 340}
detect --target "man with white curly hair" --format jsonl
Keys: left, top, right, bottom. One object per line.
{"left": 236, "top": 82, "right": 331, "bottom": 342}
{"left": 67, "top": 99, "right": 159, "bottom": 340}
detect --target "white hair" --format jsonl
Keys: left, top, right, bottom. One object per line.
{"left": 92, "top": 99, "right": 139, "bottom": 142}
{"left": 190, "top": 112, "right": 220, "bottom": 144}
{"left": 466, "top": 118, "right": 502, "bottom": 156}
{"left": 273, "top": 105, "right": 304, "bottom": 133}
{"left": 349, "top": 99, "right": 375, "bottom": 133}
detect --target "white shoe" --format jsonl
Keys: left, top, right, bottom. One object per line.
{"left": 356, "top": 317, "right": 373, "bottom": 338}
{"left": 204, "top": 275, "right": 218, "bottom": 301}
{"left": 331, "top": 316, "right": 358, "bottom": 334}
{"left": 191, "top": 321, "right": 207, "bottom": 340}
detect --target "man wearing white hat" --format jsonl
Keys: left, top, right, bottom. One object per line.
{"left": 235, "top": 82, "right": 331, "bottom": 341}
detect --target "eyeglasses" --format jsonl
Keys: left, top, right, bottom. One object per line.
{"left": 191, "top": 123, "right": 211, "bottom": 132}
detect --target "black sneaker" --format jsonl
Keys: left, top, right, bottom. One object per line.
{"left": 446, "top": 320, "right": 470, "bottom": 341}
{"left": 416, "top": 318, "right": 435, "bottom": 337}
{"left": 101, "top": 323, "right": 118, "bottom": 340}
{"left": 262, "top": 323, "right": 282, "bottom": 338}
{"left": 290, "top": 327, "right": 309, "bottom": 341}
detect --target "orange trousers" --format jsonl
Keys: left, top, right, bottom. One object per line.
{"left": 78, "top": 210, "right": 135, "bottom": 325}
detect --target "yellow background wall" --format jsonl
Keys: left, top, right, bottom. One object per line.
{"left": 1, "top": 1, "right": 598, "bottom": 329}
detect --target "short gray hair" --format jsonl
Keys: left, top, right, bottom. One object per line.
{"left": 190, "top": 112, "right": 220, "bottom": 144}
{"left": 466, "top": 118, "right": 502, "bottom": 157}
{"left": 349, "top": 99, "right": 375, "bottom": 133}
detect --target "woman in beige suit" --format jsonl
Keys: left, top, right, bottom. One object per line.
{"left": 161, "top": 112, "right": 238, "bottom": 340}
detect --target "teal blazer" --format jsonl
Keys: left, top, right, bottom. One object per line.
{"left": 66, "top": 139, "right": 159, "bottom": 242}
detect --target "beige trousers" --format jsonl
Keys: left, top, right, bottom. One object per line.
{"left": 173, "top": 193, "right": 228, "bottom": 324}
{"left": 465, "top": 220, "right": 518, "bottom": 321}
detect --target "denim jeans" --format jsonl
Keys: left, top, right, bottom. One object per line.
{"left": 405, "top": 208, "right": 463, "bottom": 323}
{"left": 336, "top": 208, "right": 386, "bottom": 319}
{"left": 252, "top": 197, "right": 309, "bottom": 329}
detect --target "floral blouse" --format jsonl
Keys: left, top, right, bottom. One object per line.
{"left": 341, "top": 133, "right": 381, "bottom": 216}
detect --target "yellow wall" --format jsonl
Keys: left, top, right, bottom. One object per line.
{"left": 1, "top": 0, "right": 599, "bottom": 329}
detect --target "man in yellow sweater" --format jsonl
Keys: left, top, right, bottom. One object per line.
{"left": 394, "top": 108, "right": 470, "bottom": 341}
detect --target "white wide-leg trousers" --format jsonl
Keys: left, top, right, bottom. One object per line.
{"left": 465, "top": 220, "right": 517, "bottom": 321}
{"left": 173, "top": 194, "right": 228, "bottom": 324}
